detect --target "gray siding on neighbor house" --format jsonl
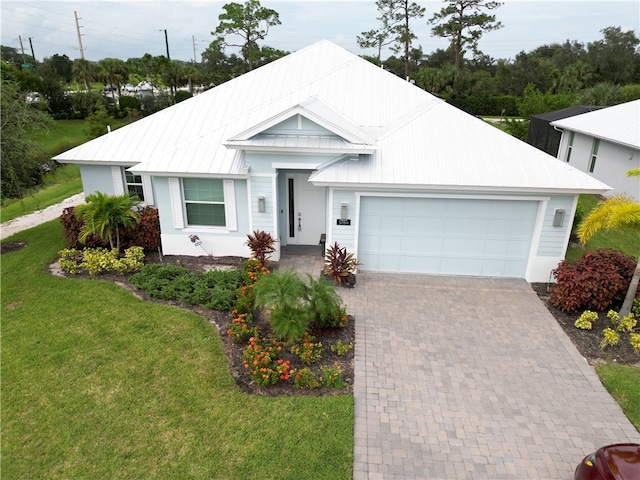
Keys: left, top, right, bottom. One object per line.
{"left": 536, "top": 195, "right": 576, "bottom": 257}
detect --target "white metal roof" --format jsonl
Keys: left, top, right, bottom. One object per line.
{"left": 551, "top": 99, "right": 640, "bottom": 150}
{"left": 55, "top": 40, "right": 610, "bottom": 193}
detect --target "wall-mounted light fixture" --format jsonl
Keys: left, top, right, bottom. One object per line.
{"left": 340, "top": 202, "right": 349, "bottom": 219}
{"left": 553, "top": 208, "right": 565, "bottom": 227}
{"left": 258, "top": 195, "right": 266, "bottom": 213}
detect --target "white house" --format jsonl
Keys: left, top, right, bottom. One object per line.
{"left": 552, "top": 99, "right": 640, "bottom": 201}
{"left": 54, "top": 40, "right": 609, "bottom": 282}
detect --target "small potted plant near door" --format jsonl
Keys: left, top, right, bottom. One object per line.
{"left": 322, "top": 242, "right": 360, "bottom": 288}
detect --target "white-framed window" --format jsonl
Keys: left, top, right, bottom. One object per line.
{"left": 125, "top": 170, "right": 145, "bottom": 201}
{"left": 588, "top": 138, "right": 600, "bottom": 173}
{"left": 565, "top": 131, "right": 574, "bottom": 163}
{"left": 183, "top": 178, "right": 226, "bottom": 227}
{"left": 114, "top": 166, "right": 154, "bottom": 205}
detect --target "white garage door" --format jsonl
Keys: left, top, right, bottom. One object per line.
{"left": 358, "top": 197, "right": 539, "bottom": 277}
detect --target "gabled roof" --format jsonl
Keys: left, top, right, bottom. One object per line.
{"left": 551, "top": 100, "right": 640, "bottom": 150}
{"left": 55, "top": 40, "right": 609, "bottom": 194}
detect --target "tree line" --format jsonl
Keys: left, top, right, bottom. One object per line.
{"left": 2, "top": 0, "right": 639, "bottom": 200}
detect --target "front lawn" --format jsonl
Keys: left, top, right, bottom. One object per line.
{"left": 596, "top": 363, "right": 640, "bottom": 431}
{"left": 1, "top": 221, "right": 353, "bottom": 479}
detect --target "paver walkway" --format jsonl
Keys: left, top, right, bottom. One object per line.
{"left": 279, "top": 253, "right": 640, "bottom": 480}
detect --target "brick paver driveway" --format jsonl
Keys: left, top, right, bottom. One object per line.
{"left": 339, "top": 273, "right": 640, "bottom": 480}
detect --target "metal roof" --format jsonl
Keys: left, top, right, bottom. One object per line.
{"left": 55, "top": 40, "right": 610, "bottom": 193}
{"left": 551, "top": 100, "right": 640, "bottom": 150}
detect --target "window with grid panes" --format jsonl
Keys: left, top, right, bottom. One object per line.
{"left": 183, "top": 178, "right": 226, "bottom": 226}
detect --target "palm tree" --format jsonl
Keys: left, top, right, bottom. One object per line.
{"left": 72, "top": 58, "right": 95, "bottom": 91}
{"left": 97, "top": 58, "right": 129, "bottom": 101}
{"left": 577, "top": 170, "right": 640, "bottom": 317}
{"left": 76, "top": 192, "right": 141, "bottom": 252}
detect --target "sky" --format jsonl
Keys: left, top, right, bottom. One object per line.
{"left": 1, "top": 0, "right": 639, "bottom": 64}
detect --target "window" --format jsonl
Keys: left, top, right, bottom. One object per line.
{"left": 588, "top": 138, "right": 600, "bottom": 173}
{"left": 183, "top": 178, "right": 226, "bottom": 226}
{"left": 565, "top": 132, "right": 575, "bottom": 163}
{"left": 125, "top": 170, "right": 145, "bottom": 201}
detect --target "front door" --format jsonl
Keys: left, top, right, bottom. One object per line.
{"left": 287, "top": 173, "right": 325, "bottom": 245}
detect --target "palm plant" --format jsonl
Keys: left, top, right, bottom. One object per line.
{"left": 305, "top": 275, "right": 345, "bottom": 328}
{"left": 76, "top": 192, "right": 141, "bottom": 252}
{"left": 578, "top": 170, "right": 640, "bottom": 317}
{"left": 253, "top": 269, "right": 311, "bottom": 342}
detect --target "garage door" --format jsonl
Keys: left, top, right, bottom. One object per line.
{"left": 358, "top": 197, "right": 539, "bottom": 277}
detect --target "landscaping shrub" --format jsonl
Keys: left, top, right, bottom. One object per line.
{"left": 245, "top": 230, "right": 276, "bottom": 266}
{"left": 119, "top": 95, "right": 141, "bottom": 113}
{"left": 58, "top": 246, "right": 144, "bottom": 275}
{"left": 289, "top": 332, "right": 323, "bottom": 365}
{"left": 61, "top": 205, "right": 160, "bottom": 251}
{"left": 174, "top": 90, "right": 193, "bottom": 103}
{"left": 128, "top": 263, "right": 241, "bottom": 310}
{"left": 292, "top": 367, "right": 320, "bottom": 390}
{"left": 551, "top": 249, "right": 636, "bottom": 313}
{"left": 254, "top": 269, "right": 312, "bottom": 342}
{"left": 242, "top": 336, "right": 291, "bottom": 386}
{"left": 323, "top": 242, "right": 359, "bottom": 287}
{"left": 306, "top": 275, "right": 347, "bottom": 328}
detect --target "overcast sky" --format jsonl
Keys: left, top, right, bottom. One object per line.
{"left": 2, "top": 1, "right": 639, "bottom": 64}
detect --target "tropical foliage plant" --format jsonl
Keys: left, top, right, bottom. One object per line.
{"left": 578, "top": 170, "right": 640, "bottom": 317}
{"left": 552, "top": 249, "right": 636, "bottom": 313}
{"left": 253, "top": 268, "right": 312, "bottom": 341}
{"left": 323, "top": 242, "right": 360, "bottom": 286}
{"left": 74, "top": 191, "right": 141, "bottom": 252}
{"left": 245, "top": 230, "right": 276, "bottom": 266}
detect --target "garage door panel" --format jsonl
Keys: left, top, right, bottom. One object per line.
{"left": 399, "top": 255, "right": 442, "bottom": 272}
{"left": 358, "top": 197, "right": 538, "bottom": 278}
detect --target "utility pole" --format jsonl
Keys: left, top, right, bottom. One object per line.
{"left": 29, "top": 37, "right": 36, "bottom": 62}
{"left": 74, "top": 11, "right": 85, "bottom": 59}
{"left": 192, "top": 35, "right": 197, "bottom": 63}
{"left": 18, "top": 35, "right": 26, "bottom": 65}
{"left": 164, "top": 29, "right": 170, "bottom": 60}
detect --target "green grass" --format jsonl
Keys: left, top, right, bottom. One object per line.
{"left": 1, "top": 221, "right": 354, "bottom": 479}
{"left": 595, "top": 363, "right": 640, "bottom": 431}
{"left": 31, "top": 119, "right": 90, "bottom": 154}
{"left": 0, "top": 165, "right": 82, "bottom": 223}
{"left": 566, "top": 194, "right": 640, "bottom": 263}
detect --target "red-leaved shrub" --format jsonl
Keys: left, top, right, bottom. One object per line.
{"left": 60, "top": 205, "right": 160, "bottom": 251}
{"left": 551, "top": 249, "right": 636, "bottom": 313}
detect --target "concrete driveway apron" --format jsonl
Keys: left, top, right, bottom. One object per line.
{"left": 339, "top": 273, "right": 640, "bottom": 480}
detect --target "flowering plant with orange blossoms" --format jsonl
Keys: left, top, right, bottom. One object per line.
{"left": 242, "top": 337, "right": 291, "bottom": 386}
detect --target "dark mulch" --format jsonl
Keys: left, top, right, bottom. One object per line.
{"left": 1, "top": 241, "right": 28, "bottom": 254}
{"left": 49, "top": 251, "right": 354, "bottom": 397}
{"left": 531, "top": 283, "right": 640, "bottom": 366}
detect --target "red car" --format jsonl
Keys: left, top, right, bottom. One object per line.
{"left": 574, "top": 443, "right": 640, "bottom": 480}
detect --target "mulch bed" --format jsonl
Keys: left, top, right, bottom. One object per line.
{"left": 531, "top": 283, "right": 640, "bottom": 366}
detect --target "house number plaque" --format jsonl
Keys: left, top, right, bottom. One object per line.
{"left": 336, "top": 219, "right": 351, "bottom": 225}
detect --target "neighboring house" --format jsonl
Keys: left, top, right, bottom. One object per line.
{"left": 527, "top": 105, "right": 604, "bottom": 157}
{"left": 54, "top": 40, "right": 609, "bottom": 282}
{"left": 551, "top": 100, "right": 640, "bottom": 201}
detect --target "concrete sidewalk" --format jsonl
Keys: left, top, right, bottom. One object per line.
{"left": 1, "top": 193, "right": 85, "bottom": 240}
{"left": 278, "top": 252, "right": 639, "bottom": 480}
